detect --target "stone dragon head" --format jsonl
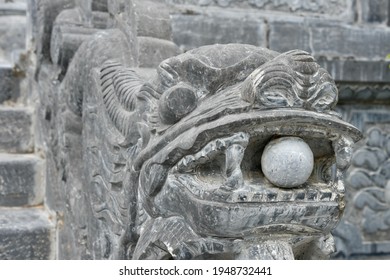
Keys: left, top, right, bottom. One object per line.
{"left": 97, "top": 44, "right": 361, "bottom": 259}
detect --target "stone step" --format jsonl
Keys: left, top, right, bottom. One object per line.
{"left": 0, "top": 63, "right": 19, "bottom": 103}
{"left": 0, "top": 207, "right": 54, "bottom": 259}
{"left": 0, "top": 107, "right": 33, "bottom": 153}
{"left": 0, "top": 2, "right": 27, "bottom": 16}
{"left": 0, "top": 14, "right": 26, "bottom": 64}
{"left": 0, "top": 153, "right": 44, "bottom": 207}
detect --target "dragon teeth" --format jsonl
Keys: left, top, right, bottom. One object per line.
{"left": 224, "top": 187, "right": 338, "bottom": 203}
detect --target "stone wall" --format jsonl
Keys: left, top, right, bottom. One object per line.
{"left": 165, "top": 0, "right": 389, "bottom": 57}
{"left": 164, "top": 0, "right": 355, "bottom": 18}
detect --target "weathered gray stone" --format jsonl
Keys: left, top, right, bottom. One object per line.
{"left": 138, "top": 37, "right": 181, "bottom": 68}
{"left": 0, "top": 207, "right": 54, "bottom": 259}
{"left": 269, "top": 17, "right": 390, "bottom": 60}
{"left": 172, "top": 14, "right": 266, "bottom": 51}
{"left": 58, "top": 38, "right": 361, "bottom": 260}
{"left": 335, "top": 121, "right": 390, "bottom": 258}
{"left": 310, "top": 22, "right": 390, "bottom": 60}
{"left": 331, "top": 119, "right": 390, "bottom": 259}
{"left": 268, "top": 17, "right": 311, "bottom": 53}
{"left": 26, "top": 0, "right": 75, "bottom": 63}
{"left": 0, "top": 15, "right": 26, "bottom": 63}
{"left": 76, "top": 0, "right": 108, "bottom": 15}
{"left": 317, "top": 59, "right": 390, "bottom": 83}
{"left": 247, "top": 0, "right": 352, "bottom": 15}
{"left": 50, "top": 8, "right": 101, "bottom": 72}
{"left": 0, "top": 1, "right": 26, "bottom": 16}
{"left": 134, "top": 0, "right": 173, "bottom": 40}
{"left": 163, "top": 0, "right": 354, "bottom": 19}
{"left": 33, "top": 62, "right": 62, "bottom": 210}
{"left": 338, "top": 84, "right": 390, "bottom": 103}
{"left": 0, "top": 107, "right": 33, "bottom": 153}
{"left": 48, "top": 0, "right": 178, "bottom": 75}
{"left": 0, "top": 63, "right": 20, "bottom": 103}
{"left": 359, "top": 0, "right": 389, "bottom": 24}
{"left": 0, "top": 153, "right": 44, "bottom": 207}
{"left": 25, "top": 0, "right": 376, "bottom": 261}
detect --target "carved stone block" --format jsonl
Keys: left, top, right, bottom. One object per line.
{"left": 0, "top": 154, "right": 44, "bottom": 207}
{"left": 358, "top": 0, "right": 389, "bottom": 24}
{"left": 27, "top": 0, "right": 75, "bottom": 62}
{"left": 0, "top": 107, "right": 33, "bottom": 153}
{"left": 0, "top": 208, "right": 54, "bottom": 260}
{"left": 50, "top": 8, "right": 101, "bottom": 72}
{"left": 268, "top": 18, "right": 311, "bottom": 53}
{"left": 163, "top": 0, "right": 354, "bottom": 19}
{"left": 60, "top": 42, "right": 361, "bottom": 259}
{"left": 0, "top": 15, "right": 26, "bottom": 63}
{"left": 138, "top": 37, "right": 180, "bottom": 68}
{"left": 0, "top": 63, "right": 20, "bottom": 103}
{"left": 333, "top": 104, "right": 390, "bottom": 259}
{"left": 134, "top": 0, "right": 173, "bottom": 41}
{"left": 172, "top": 14, "right": 267, "bottom": 51}
{"left": 26, "top": 0, "right": 367, "bottom": 260}
{"left": 269, "top": 18, "right": 390, "bottom": 60}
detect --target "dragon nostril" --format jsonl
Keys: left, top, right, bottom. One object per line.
{"left": 261, "top": 137, "right": 314, "bottom": 188}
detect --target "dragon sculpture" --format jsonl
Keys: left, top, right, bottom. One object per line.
{"left": 67, "top": 44, "right": 361, "bottom": 259}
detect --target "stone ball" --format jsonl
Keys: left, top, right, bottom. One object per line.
{"left": 261, "top": 137, "right": 314, "bottom": 188}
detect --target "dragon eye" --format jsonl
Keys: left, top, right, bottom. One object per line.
{"left": 159, "top": 83, "right": 197, "bottom": 124}
{"left": 261, "top": 137, "right": 314, "bottom": 188}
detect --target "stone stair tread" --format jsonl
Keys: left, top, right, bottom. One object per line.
{"left": 0, "top": 153, "right": 44, "bottom": 207}
{"left": 0, "top": 106, "right": 33, "bottom": 153}
{"left": 0, "top": 14, "right": 26, "bottom": 63}
{"left": 0, "top": 207, "right": 54, "bottom": 259}
{"left": 0, "top": 3, "right": 27, "bottom": 16}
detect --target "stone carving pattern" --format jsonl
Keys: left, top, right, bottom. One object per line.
{"left": 163, "top": 0, "right": 351, "bottom": 14}
{"left": 333, "top": 101, "right": 390, "bottom": 259}
{"left": 333, "top": 124, "right": 390, "bottom": 258}
{"left": 350, "top": 127, "right": 390, "bottom": 233}
{"left": 63, "top": 44, "right": 360, "bottom": 260}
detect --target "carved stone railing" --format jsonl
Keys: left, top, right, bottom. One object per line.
{"left": 32, "top": 0, "right": 362, "bottom": 259}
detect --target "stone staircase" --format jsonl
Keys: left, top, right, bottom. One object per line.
{"left": 0, "top": 0, "right": 54, "bottom": 260}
